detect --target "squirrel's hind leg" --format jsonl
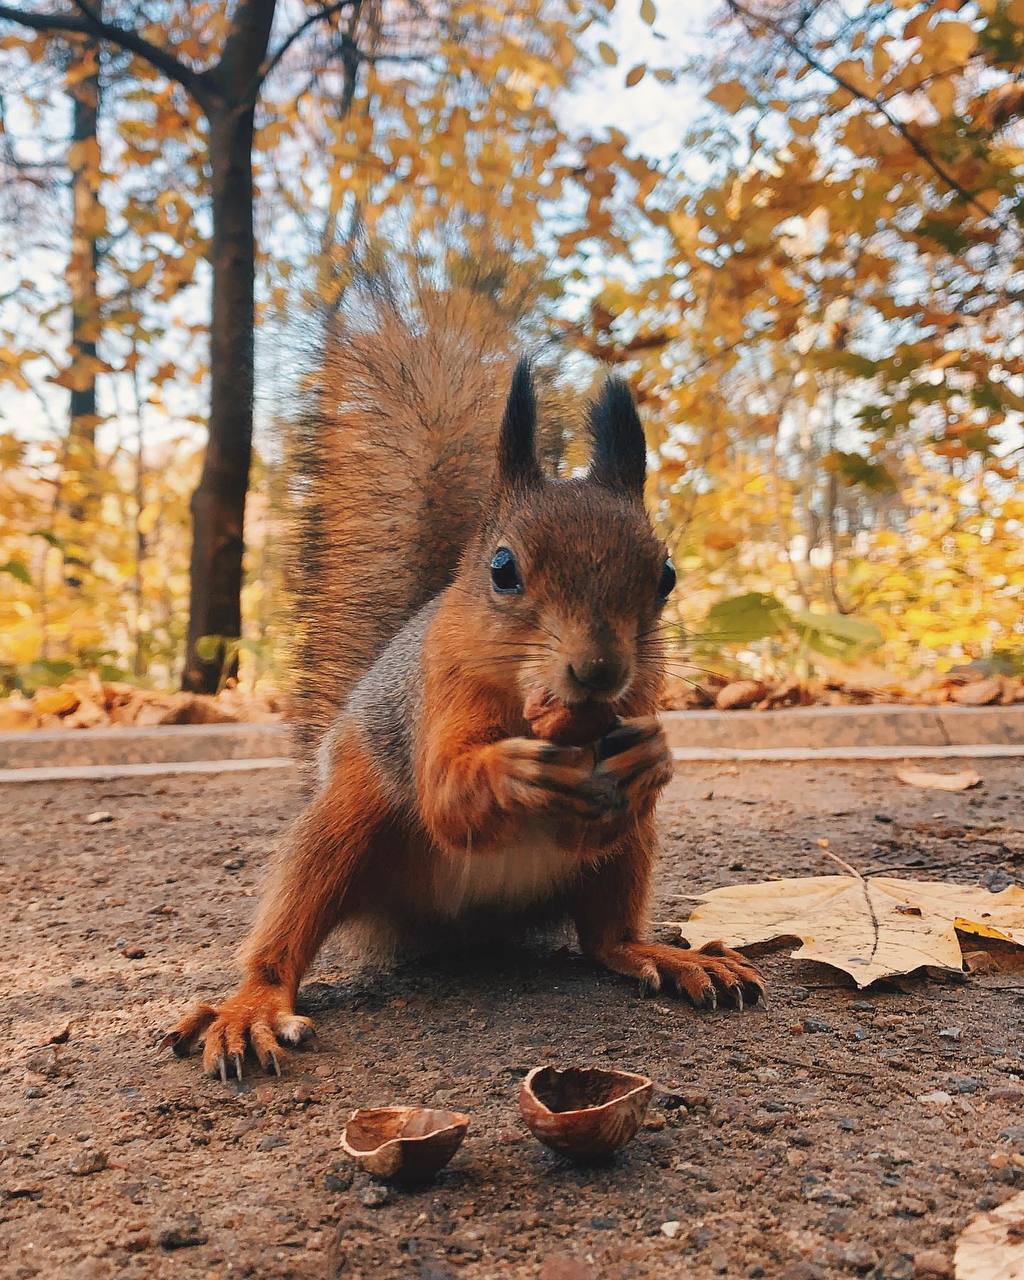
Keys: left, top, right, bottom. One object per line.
{"left": 570, "top": 823, "right": 765, "bottom": 1011}
{"left": 162, "top": 731, "right": 390, "bottom": 1080}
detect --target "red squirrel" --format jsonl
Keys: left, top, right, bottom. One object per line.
{"left": 163, "top": 285, "right": 763, "bottom": 1080}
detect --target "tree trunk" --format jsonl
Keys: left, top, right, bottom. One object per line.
{"left": 182, "top": 104, "right": 256, "bottom": 692}
{"left": 63, "top": 25, "right": 102, "bottom": 534}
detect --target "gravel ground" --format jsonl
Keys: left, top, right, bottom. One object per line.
{"left": 2, "top": 759, "right": 1023, "bottom": 1280}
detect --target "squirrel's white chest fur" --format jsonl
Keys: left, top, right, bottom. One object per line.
{"left": 431, "top": 821, "right": 578, "bottom": 916}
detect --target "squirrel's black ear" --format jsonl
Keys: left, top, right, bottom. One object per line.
{"left": 587, "top": 376, "right": 646, "bottom": 501}
{"left": 496, "top": 356, "right": 542, "bottom": 491}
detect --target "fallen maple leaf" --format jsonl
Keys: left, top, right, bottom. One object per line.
{"left": 896, "top": 767, "right": 982, "bottom": 792}
{"left": 955, "top": 1189, "right": 1024, "bottom": 1280}
{"left": 667, "top": 875, "right": 1024, "bottom": 987}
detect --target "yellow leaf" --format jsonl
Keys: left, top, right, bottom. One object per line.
{"left": 34, "top": 686, "right": 80, "bottom": 716}
{"left": 895, "top": 767, "right": 981, "bottom": 792}
{"left": 934, "top": 19, "right": 976, "bottom": 62}
{"left": 707, "top": 79, "right": 747, "bottom": 113}
{"left": 625, "top": 63, "right": 646, "bottom": 87}
{"left": 668, "top": 875, "right": 1024, "bottom": 988}
{"left": 639, "top": 0, "right": 656, "bottom": 25}
{"left": 138, "top": 502, "right": 161, "bottom": 535}
{"left": 597, "top": 40, "right": 617, "bottom": 67}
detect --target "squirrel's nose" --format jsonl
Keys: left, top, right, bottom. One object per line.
{"left": 567, "top": 656, "right": 624, "bottom": 696}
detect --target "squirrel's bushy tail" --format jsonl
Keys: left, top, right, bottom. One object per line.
{"left": 291, "top": 268, "right": 537, "bottom": 764}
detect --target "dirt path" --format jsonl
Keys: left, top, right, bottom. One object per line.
{"left": 3, "top": 760, "right": 1023, "bottom": 1279}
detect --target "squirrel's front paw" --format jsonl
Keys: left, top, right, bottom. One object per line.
{"left": 488, "top": 737, "right": 625, "bottom": 820}
{"left": 594, "top": 716, "right": 673, "bottom": 810}
{"left": 160, "top": 984, "right": 315, "bottom": 1081}
{"left": 595, "top": 940, "right": 765, "bottom": 1009}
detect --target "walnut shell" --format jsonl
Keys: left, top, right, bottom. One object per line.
{"left": 518, "top": 1066, "right": 653, "bottom": 1162}
{"left": 340, "top": 1106, "right": 469, "bottom": 1182}
{"left": 523, "top": 688, "right": 619, "bottom": 747}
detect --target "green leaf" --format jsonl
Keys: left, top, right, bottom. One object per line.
{"left": 30, "top": 528, "right": 64, "bottom": 549}
{"left": 0, "top": 559, "right": 30, "bottom": 584}
{"left": 195, "top": 634, "right": 229, "bottom": 662}
{"left": 827, "top": 450, "right": 896, "bottom": 492}
{"left": 15, "top": 659, "right": 75, "bottom": 695}
{"left": 790, "top": 610, "right": 883, "bottom": 658}
{"left": 701, "top": 592, "right": 790, "bottom": 644}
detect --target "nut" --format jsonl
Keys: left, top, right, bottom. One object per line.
{"left": 524, "top": 688, "right": 618, "bottom": 747}
{"left": 518, "top": 1065, "right": 653, "bottom": 1162}
{"left": 340, "top": 1106, "right": 469, "bottom": 1183}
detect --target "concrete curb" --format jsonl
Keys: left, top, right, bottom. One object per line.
{"left": 1, "top": 705, "right": 1022, "bottom": 782}
{"left": 0, "top": 757, "right": 294, "bottom": 785}
{"left": 0, "top": 722, "right": 289, "bottom": 769}
{"left": 661, "top": 704, "right": 1024, "bottom": 751}
{"left": 672, "top": 743, "right": 1024, "bottom": 764}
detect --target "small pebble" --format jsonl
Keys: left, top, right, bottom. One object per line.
{"left": 938, "top": 1027, "right": 962, "bottom": 1042}
{"left": 660, "top": 1221, "right": 681, "bottom": 1239}
{"left": 802, "top": 1018, "right": 832, "bottom": 1034}
{"left": 985, "top": 868, "right": 1011, "bottom": 893}
{"left": 790, "top": 987, "right": 810, "bottom": 1003}
{"left": 223, "top": 858, "right": 246, "bottom": 871}
{"left": 158, "top": 1218, "right": 207, "bottom": 1250}
{"left": 122, "top": 945, "right": 146, "bottom": 960}
{"left": 85, "top": 811, "right": 114, "bottom": 824}
{"left": 841, "top": 1243, "right": 878, "bottom": 1272}
{"left": 257, "top": 1135, "right": 287, "bottom": 1151}
{"left": 360, "top": 1184, "right": 389, "bottom": 1208}
{"left": 949, "top": 1076, "right": 983, "bottom": 1094}
{"left": 68, "top": 1149, "right": 107, "bottom": 1176}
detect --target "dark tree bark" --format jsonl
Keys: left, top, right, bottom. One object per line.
{"left": 181, "top": 0, "right": 276, "bottom": 691}
{"left": 64, "top": 22, "right": 101, "bottom": 530}
{"left": 182, "top": 103, "right": 259, "bottom": 691}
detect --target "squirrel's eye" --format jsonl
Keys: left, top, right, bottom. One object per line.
{"left": 657, "top": 558, "right": 676, "bottom": 601}
{"left": 490, "top": 547, "right": 523, "bottom": 595}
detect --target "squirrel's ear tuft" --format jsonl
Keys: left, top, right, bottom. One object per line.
{"left": 496, "top": 356, "right": 542, "bottom": 491}
{"left": 587, "top": 376, "right": 646, "bottom": 501}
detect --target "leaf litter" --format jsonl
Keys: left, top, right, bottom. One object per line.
{"left": 667, "top": 873, "right": 1024, "bottom": 987}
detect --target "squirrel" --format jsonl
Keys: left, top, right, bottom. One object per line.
{"left": 162, "top": 278, "right": 764, "bottom": 1080}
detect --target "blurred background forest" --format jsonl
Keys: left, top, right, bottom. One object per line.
{"left": 1, "top": 0, "right": 1022, "bottom": 713}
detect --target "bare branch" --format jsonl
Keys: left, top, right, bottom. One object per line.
{"left": 0, "top": 1, "right": 209, "bottom": 103}
{"left": 253, "top": 0, "right": 355, "bottom": 96}
{"left": 724, "top": 0, "right": 1016, "bottom": 237}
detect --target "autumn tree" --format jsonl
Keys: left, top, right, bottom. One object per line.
{"left": 582, "top": 0, "right": 1024, "bottom": 671}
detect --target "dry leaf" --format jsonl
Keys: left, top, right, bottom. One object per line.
{"left": 955, "top": 1190, "right": 1024, "bottom": 1280}
{"left": 668, "top": 875, "right": 1024, "bottom": 987}
{"left": 897, "top": 767, "right": 982, "bottom": 792}
{"left": 951, "top": 678, "right": 1002, "bottom": 706}
{"left": 715, "top": 679, "right": 765, "bottom": 710}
